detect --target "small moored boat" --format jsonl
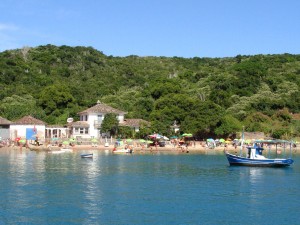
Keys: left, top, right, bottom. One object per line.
{"left": 113, "top": 149, "right": 133, "bottom": 154}
{"left": 113, "top": 147, "right": 133, "bottom": 154}
{"left": 81, "top": 153, "right": 93, "bottom": 158}
{"left": 49, "top": 150, "right": 66, "bottom": 154}
{"left": 61, "top": 148, "right": 73, "bottom": 152}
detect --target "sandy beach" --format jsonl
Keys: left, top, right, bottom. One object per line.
{"left": 4, "top": 142, "right": 298, "bottom": 155}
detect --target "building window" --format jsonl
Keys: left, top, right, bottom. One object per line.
{"left": 85, "top": 115, "right": 88, "bottom": 121}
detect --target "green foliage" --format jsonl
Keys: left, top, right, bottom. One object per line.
{"left": 117, "top": 126, "right": 133, "bottom": 138}
{"left": 244, "top": 112, "right": 273, "bottom": 134}
{"left": 135, "top": 123, "right": 152, "bottom": 139}
{"left": 0, "top": 94, "right": 45, "bottom": 121}
{"left": 215, "top": 115, "right": 242, "bottom": 136}
{"left": 271, "top": 128, "right": 289, "bottom": 139}
{"left": 101, "top": 113, "right": 119, "bottom": 136}
{"left": 272, "top": 108, "right": 292, "bottom": 123}
{"left": 0, "top": 45, "right": 300, "bottom": 138}
{"left": 180, "top": 101, "right": 224, "bottom": 136}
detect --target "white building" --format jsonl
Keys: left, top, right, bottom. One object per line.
{"left": 69, "top": 101, "right": 127, "bottom": 139}
{"left": 45, "top": 125, "right": 68, "bottom": 139}
{"left": 10, "top": 115, "right": 46, "bottom": 141}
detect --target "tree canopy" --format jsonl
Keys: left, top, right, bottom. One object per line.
{"left": 0, "top": 45, "right": 300, "bottom": 139}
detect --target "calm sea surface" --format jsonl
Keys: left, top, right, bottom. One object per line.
{"left": 0, "top": 148, "right": 299, "bottom": 225}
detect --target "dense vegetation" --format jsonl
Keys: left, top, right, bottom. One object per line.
{"left": 1, "top": 45, "right": 300, "bottom": 139}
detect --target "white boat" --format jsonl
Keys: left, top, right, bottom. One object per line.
{"left": 49, "top": 149, "right": 66, "bottom": 154}
{"left": 113, "top": 148, "right": 133, "bottom": 154}
{"left": 61, "top": 148, "right": 73, "bottom": 152}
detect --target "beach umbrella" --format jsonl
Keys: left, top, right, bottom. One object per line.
{"left": 182, "top": 133, "right": 193, "bottom": 137}
{"left": 139, "top": 139, "right": 146, "bottom": 143}
{"left": 207, "top": 138, "right": 214, "bottom": 142}
{"left": 219, "top": 138, "right": 225, "bottom": 143}
{"left": 63, "top": 141, "right": 69, "bottom": 145}
{"left": 170, "top": 136, "right": 178, "bottom": 139}
{"left": 126, "top": 139, "right": 133, "bottom": 143}
{"left": 149, "top": 134, "right": 163, "bottom": 139}
{"left": 244, "top": 139, "right": 251, "bottom": 144}
{"left": 19, "top": 139, "right": 26, "bottom": 143}
{"left": 163, "top": 136, "right": 169, "bottom": 141}
{"left": 69, "top": 138, "right": 76, "bottom": 142}
{"left": 91, "top": 138, "right": 98, "bottom": 143}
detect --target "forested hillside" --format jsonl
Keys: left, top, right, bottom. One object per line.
{"left": 1, "top": 45, "right": 300, "bottom": 139}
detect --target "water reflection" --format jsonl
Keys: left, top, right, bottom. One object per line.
{"left": 249, "top": 167, "right": 263, "bottom": 185}
{"left": 2, "top": 149, "right": 47, "bottom": 223}
{"left": 1, "top": 149, "right": 299, "bottom": 224}
{"left": 80, "top": 153, "right": 103, "bottom": 224}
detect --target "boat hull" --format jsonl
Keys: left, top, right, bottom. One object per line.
{"left": 49, "top": 150, "right": 66, "bottom": 154}
{"left": 225, "top": 152, "right": 294, "bottom": 167}
{"left": 113, "top": 149, "right": 133, "bottom": 154}
{"left": 61, "top": 148, "right": 73, "bottom": 152}
{"left": 81, "top": 153, "right": 93, "bottom": 158}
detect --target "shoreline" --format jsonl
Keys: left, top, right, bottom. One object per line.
{"left": 2, "top": 144, "right": 299, "bottom": 155}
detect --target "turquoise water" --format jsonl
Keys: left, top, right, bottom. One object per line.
{"left": 0, "top": 149, "right": 299, "bottom": 225}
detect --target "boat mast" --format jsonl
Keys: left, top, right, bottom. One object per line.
{"left": 240, "top": 126, "right": 244, "bottom": 156}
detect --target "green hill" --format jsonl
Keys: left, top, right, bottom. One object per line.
{"left": 1, "top": 45, "right": 300, "bottom": 139}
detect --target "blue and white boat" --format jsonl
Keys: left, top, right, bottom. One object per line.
{"left": 224, "top": 140, "right": 294, "bottom": 167}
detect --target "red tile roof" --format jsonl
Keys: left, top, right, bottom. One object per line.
{"left": 78, "top": 101, "right": 126, "bottom": 115}
{"left": 69, "top": 121, "right": 89, "bottom": 128}
{"left": 119, "top": 119, "right": 150, "bottom": 127}
{"left": 13, "top": 116, "right": 46, "bottom": 125}
{"left": 0, "top": 116, "right": 12, "bottom": 125}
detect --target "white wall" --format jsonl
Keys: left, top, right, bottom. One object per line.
{"left": 80, "top": 112, "right": 126, "bottom": 138}
{"left": 10, "top": 125, "right": 46, "bottom": 140}
{"left": 118, "top": 114, "right": 125, "bottom": 123}
{"left": 87, "top": 113, "right": 98, "bottom": 138}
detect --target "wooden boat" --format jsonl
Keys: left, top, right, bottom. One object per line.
{"left": 224, "top": 140, "right": 294, "bottom": 167}
{"left": 81, "top": 153, "right": 93, "bottom": 158}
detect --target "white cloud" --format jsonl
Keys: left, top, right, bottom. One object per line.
{"left": 0, "top": 23, "right": 18, "bottom": 31}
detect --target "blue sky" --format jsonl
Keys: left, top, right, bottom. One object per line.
{"left": 1, "top": 0, "right": 299, "bottom": 58}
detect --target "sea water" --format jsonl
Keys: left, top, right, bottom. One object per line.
{"left": 0, "top": 149, "right": 299, "bottom": 225}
